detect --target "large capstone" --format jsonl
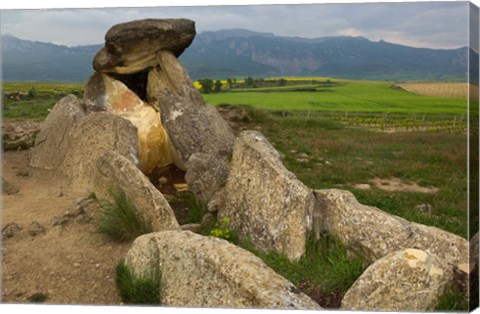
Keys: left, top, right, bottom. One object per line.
{"left": 93, "top": 19, "right": 195, "bottom": 74}
{"left": 220, "top": 131, "right": 314, "bottom": 261}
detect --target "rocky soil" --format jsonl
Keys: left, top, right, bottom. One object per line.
{"left": 2, "top": 150, "right": 130, "bottom": 304}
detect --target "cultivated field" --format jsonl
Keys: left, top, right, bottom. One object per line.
{"left": 395, "top": 82, "right": 475, "bottom": 99}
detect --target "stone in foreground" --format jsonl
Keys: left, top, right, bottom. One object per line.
{"left": 124, "top": 230, "right": 321, "bottom": 309}
{"left": 93, "top": 19, "right": 195, "bottom": 74}
{"left": 94, "top": 151, "right": 179, "bottom": 232}
{"left": 221, "top": 131, "right": 314, "bottom": 261}
{"left": 341, "top": 248, "right": 448, "bottom": 311}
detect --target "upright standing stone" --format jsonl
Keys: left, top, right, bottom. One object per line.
{"left": 220, "top": 131, "right": 314, "bottom": 261}
{"left": 84, "top": 72, "right": 173, "bottom": 174}
{"left": 29, "top": 94, "right": 85, "bottom": 178}
{"left": 147, "top": 50, "right": 235, "bottom": 169}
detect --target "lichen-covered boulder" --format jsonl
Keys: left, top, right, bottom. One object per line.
{"left": 341, "top": 248, "right": 448, "bottom": 311}
{"left": 62, "top": 112, "right": 138, "bottom": 185}
{"left": 84, "top": 72, "right": 173, "bottom": 174}
{"left": 124, "top": 230, "right": 321, "bottom": 309}
{"left": 185, "top": 153, "right": 229, "bottom": 203}
{"left": 29, "top": 94, "right": 85, "bottom": 178}
{"left": 220, "top": 131, "right": 314, "bottom": 261}
{"left": 314, "top": 189, "right": 468, "bottom": 271}
{"left": 94, "top": 151, "right": 179, "bottom": 232}
{"left": 93, "top": 19, "right": 195, "bottom": 74}
{"left": 147, "top": 50, "right": 235, "bottom": 169}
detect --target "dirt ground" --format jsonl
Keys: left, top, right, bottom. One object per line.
{"left": 1, "top": 150, "right": 131, "bottom": 305}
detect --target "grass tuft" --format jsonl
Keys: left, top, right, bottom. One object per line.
{"left": 435, "top": 283, "right": 468, "bottom": 311}
{"left": 96, "top": 189, "right": 152, "bottom": 242}
{"left": 116, "top": 261, "right": 161, "bottom": 305}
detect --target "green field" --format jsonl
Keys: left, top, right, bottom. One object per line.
{"left": 202, "top": 79, "right": 467, "bottom": 114}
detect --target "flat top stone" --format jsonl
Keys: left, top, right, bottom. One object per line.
{"left": 104, "top": 18, "right": 195, "bottom": 57}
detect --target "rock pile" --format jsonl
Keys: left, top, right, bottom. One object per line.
{"left": 27, "top": 17, "right": 471, "bottom": 311}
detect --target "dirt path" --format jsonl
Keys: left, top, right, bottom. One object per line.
{"left": 2, "top": 150, "right": 131, "bottom": 304}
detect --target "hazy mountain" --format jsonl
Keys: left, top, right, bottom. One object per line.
{"left": 1, "top": 30, "right": 474, "bottom": 83}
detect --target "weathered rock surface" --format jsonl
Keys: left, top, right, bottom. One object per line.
{"left": 2, "top": 222, "right": 23, "bottom": 238}
{"left": 341, "top": 248, "right": 448, "bottom": 311}
{"left": 62, "top": 112, "right": 138, "bottom": 185}
{"left": 94, "top": 151, "right": 179, "bottom": 232}
{"left": 185, "top": 153, "right": 229, "bottom": 203}
{"left": 29, "top": 95, "right": 85, "bottom": 178}
{"left": 2, "top": 120, "right": 42, "bottom": 150}
{"left": 220, "top": 131, "right": 314, "bottom": 261}
{"left": 93, "top": 19, "right": 195, "bottom": 74}
{"left": 84, "top": 72, "right": 173, "bottom": 173}
{"left": 314, "top": 189, "right": 468, "bottom": 271}
{"left": 124, "top": 230, "right": 321, "bottom": 309}
{"left": 147, "top": 50, "right": 235, "bottom": 169}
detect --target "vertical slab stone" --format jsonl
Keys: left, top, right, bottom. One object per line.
{"left": 94, "top": 151, "right": 179, "bottom": 232}
{"left": 84, "top": 72, "right": 173, "bottom": 174}
{"left": 29, "top": 94, "right": 85, "bottom": 178}
{"left": 147, "top": 50, "right": 235, "bottom": 169}
{"left": 220, "top": 131, "right": 314, "bottom": 261}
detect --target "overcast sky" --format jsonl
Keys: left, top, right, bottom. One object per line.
{"left": 0, "top": 1, "right": 474, "bottom": 49}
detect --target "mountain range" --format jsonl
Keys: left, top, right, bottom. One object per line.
{"left": 1, "top": 29, "right": 475, "bottom": 83}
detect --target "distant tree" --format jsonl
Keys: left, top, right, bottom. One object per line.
{"left": 214, "top": 80, "right": 223, "bottom": 93}
{"left": 244, "top": 76, "right": 255, "bottom": 87}
{"left": 226, "top": 78, "right": 234, "bottom": 88}
{"left": 278, "top": 78, "right": 287, "bottom": 86}
{"left": 28, "top": 87, "right": 37, "bottom": 99}
{"left": 198, "top": 79, "right": 214, "bottom": 94}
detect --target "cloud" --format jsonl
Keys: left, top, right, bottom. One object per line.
{"left": 0, "top": 2, "right": 471, "bottom": 49}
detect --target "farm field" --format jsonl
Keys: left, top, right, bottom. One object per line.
{"left": 202, "top": 78, "right": 468, "bottom": 114}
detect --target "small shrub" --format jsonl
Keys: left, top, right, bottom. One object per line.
{"left": 116, "top": 261, "right": 161, "bottom": 304}
{"left": 208, "top": 217, "right": 239, "bottom": 244}
{"left": 96, "top": 189, "right": 152, "bottom": 242}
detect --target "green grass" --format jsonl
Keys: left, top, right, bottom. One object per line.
{"left": 116, "top": 261, "right": 161, "bottom": 305}
{"left": 435, "top": 284, "right": 468, "bottom": 311}
{"left": 203, "top": 80, "right": 467, "bottom": 114}
{"left": 96, "top": 189, "right": 152, "bottom": 242}
{"left": 2, "top": 82, "right": 84, "bottom": 121}
{"left": 240, "top": 232, "right": 365, "bottom": 307}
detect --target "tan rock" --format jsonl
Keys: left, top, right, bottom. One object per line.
{"left": 84, "top": 72, "right": 173, "bottom": 174}
{"left": 147, "top": 51, "right": 235, "bottom": 169}
{"left": 124, "top": 230, "right": 321, "bottom": 309}
{"left": 93, "top": 18, "right": 195, "bottom": 74}
{"left": 62, "top": 112, "right": 138, "bottom": 186}
{"left": 220, "top": 131, "right": 314, "bottom": 261}
{"left": 314, "top": 189, "right": 468, "bottom": 271}
{"left": 29, "top": 94, "right": 85, "bottom": 178}
{"left": 94, "top": 151, "right": 179, "bottom": 232}
{"left": 341, "top": 248, "right": 449, "bottom": 311}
